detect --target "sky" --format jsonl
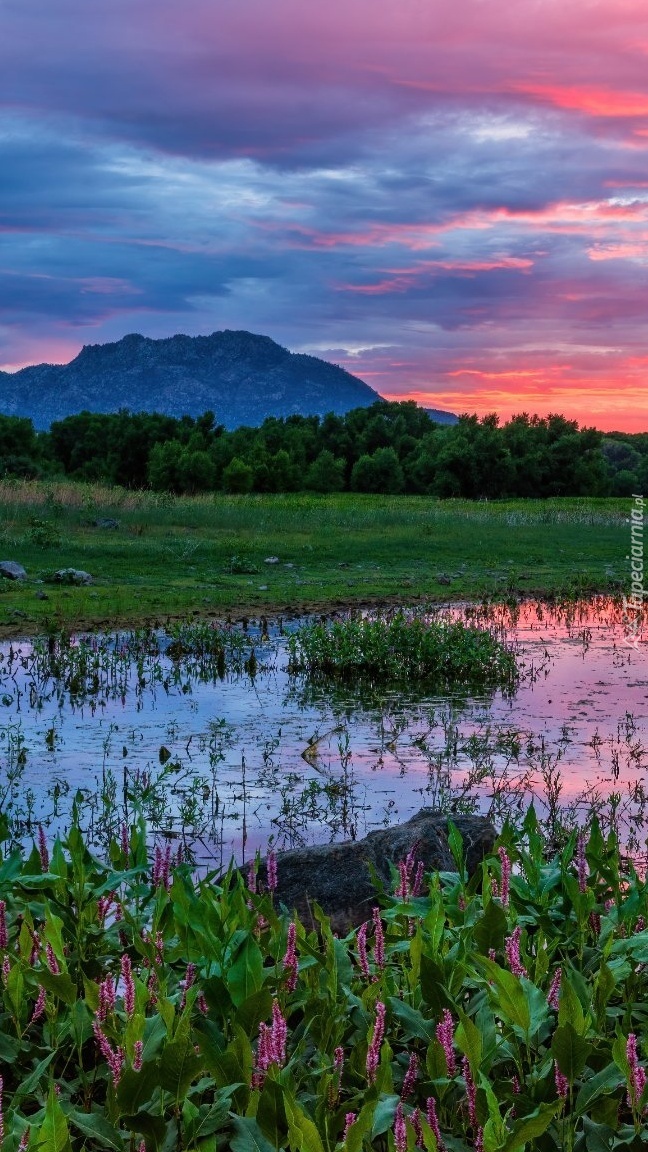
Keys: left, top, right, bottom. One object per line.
{"left": 2, "top": 0, "right": 648, "bottom": 430}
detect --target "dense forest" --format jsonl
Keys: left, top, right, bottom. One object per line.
{"left": 0, "top": 401, "right": 644, "bottom": 498}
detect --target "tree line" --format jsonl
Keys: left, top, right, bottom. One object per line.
{"left": 0, "top": 401, "right": 644, "bottom": 498}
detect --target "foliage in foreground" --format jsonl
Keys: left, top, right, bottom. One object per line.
{"left": 287, "top": 613, "right": 519, "bottom": 692}
{"left": 2, "top": 814, "right": 648, "bottom": 1151}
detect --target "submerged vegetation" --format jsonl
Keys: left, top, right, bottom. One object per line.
{"left": 287, "top": 614, "right": 519, "bottom": 692}
{"left": 2, "top": 814, "right": 648, "bottom": 1151}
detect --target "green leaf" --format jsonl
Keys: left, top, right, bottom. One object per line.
{"left": 371, "top": 1095, "right": 400, "bottom": 1139}
{"left": 256, "top": 1074, "right": 287, "bottom": 1147}
{"left": 474, "top": 900, "right": 508, "bottom": 956}
{"left": 551, "top": 1024, "right": 592, "bottom": 1083}
{"left": 229, "top": 1117, "right": 276, "bottom": 1152}
{"left": 227, "top": 935, "right": 264, "bottom": 1008}
{"left": 116, "top": 1062, "right": 161, "bottom": 1115}
{"left": 447, "top": 820, "right": 465, "bottom": 874}
{"left": 12, "top": 1052, "right": 56, "bottom": 1104}
{"left": 389, "top": 997, "right": 437, "bottom": 1043}
{"left": 283, "top": 1091, "right": 325, "bottom": 1152}
{"left": 502, "top": 1104, "right": 560, "bottom": 1152}
{"left": 37, "top": 1088, "right": 71, "bottom": 1152}
{"left": 68, "top": 1111, "right": 126, "bottom": 1152}
{"left": 575, "top": 1063, "right": 625, "bottom": 1116}
{"left": 558, "top": 971, "right": 585, "bottom": 1035}
{"left": 476, "top": 958, "right": 530, "bottom": 1035}
{"left": 158, "top": 1020, "right": 201, "bottom": 1099}
{"left": 581, "top": 1117, "right": 617, "bottom": 1152}
{"left": 345, "top": 1102, "right": 376, "bottom": 1152}
{"left": 455, "top": 1012, "right": 483, "bottom": 1074}
{"left": 38, "top": 970, "right": 77, "bottom": 1006}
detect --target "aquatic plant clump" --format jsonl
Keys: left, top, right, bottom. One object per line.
{"left": 287, "top": 612, "right": 519, "bottom": 690}
{"left": 1, "top": 813, "right": 648, "bottom": 1150}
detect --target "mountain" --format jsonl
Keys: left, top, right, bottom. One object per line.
{"left": 0, "top": 330, "right": 458, "bottom": 429}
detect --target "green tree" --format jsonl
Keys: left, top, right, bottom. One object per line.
{"left": 305, "top": 450, "right": 345, "bottom": 493}
{"left": 222, "top": 456, "right": 254, "bottom": 494}
{"left": 350, "top": 447, "right": 405, "bottom": 494}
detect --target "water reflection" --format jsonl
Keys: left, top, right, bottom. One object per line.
{"left": 0, "top": 596, "right": 645, "bottom": 864}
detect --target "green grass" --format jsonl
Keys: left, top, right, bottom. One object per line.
{"left": 0, "top": 480, "right": 631, "bottom": 633}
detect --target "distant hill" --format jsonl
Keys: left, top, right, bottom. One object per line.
{"left": 0, "top": 330, "right": 458, "bottom": 429}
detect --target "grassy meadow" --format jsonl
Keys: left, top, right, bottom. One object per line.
{"left": 0, "top": 480, "right": 630, "bottom": 633}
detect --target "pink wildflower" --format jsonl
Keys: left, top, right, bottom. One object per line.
{"left": 120, "top": 821, "right": 129, "bottom": 857}
{"left": 93, "top": 1020, "right": 125, "bottom": 1087}
{"left": 463, "top": 1056, "right": 477, "bottom": 1128}
{"left": 589, "top": 913, "right": 601, "bottom": 937}
{"left": 132, "top": 1040, "right": 143, "bottom": 1072}
{"left": 197, "top": 992, "right": 209, "bottom": 1015}
{"left": 356, "top": 922, "right": 370, "bottom": 980}
{"left": 147, "top": 972, "right": 158, "bottom": 1006}
{"left": 17, "top": 1127, "right": 30, "bottom": 1152}
{"left": 180, "top": 962, "right": 196, "bottom": 1011}
{"left": 271, "top": 999, "right": 287, "bottom": 1065}
{"left": 0, "top": 1076, "right": 3, "bottom": 1148}
{"left": 394, "top": 1101, "right": 407, "bottom": 1152}
{"left": 46, "top": 943, "right": 60, "bottom": 975}
{"left": 372, "top": 907, "right": 385, "bottom": 970}
{"left": 343, "top": 1113, "right": 356, "bottom": 1142}
{"left": 512, "top": 1075, "right": 521, "bottom": 1094}
{"left": 576, "top": 832, "right": 588, "bottom": 893}
{"left": 283, "top": 923, "right": 298, "bottom": 992}
{"left": 154, "top": 932, "right": 164, "bottom": 965}
{"left": 152, "top": 843, "right": 172, "bottom": 890}
{"left": 475, "top": 1127, "right": 484, "bottom": 1152}
{"left": 411, "top": 1108, "right": 422, "bottom": 1148}
{"left": 247, "top": 859, "right": 257, "bottom": 894}
{"left": 121, "top": 954, "right": 136, "bottom": 1016}
{"left": 334, "top": 1046, "right": 345, "bottom": 1072}
{"left": 366, "top": 1000, "right": 386, "bottom": 1084}
{"left": 497, "top": 846, "right": 511, "bottom": 907}
{"left": 402, "top": 1051, "right": 419, "bottom": 1098}
{"left": 2, "top": 955, "right": 10, "bottom": 983}
{"left": 97, "top": 975, "right": 115, "bottom": 1022}
{"left": 555, "top": 1062, "right": 569, "bottom": 1100}
{"left": 266, "top": 850, "right": 278, "bottom": 892}
{"left": 426, "top": 1097, "right": 445, "bottom": 1152}
{"left": 412, "top": 861, "right": 425, "bottom": 897}
{"left": 396, "top": 860, "right": 411, "bottom": 899}
{"left": 37, "top": 826, "right": 49, "bottom": 872}
{"left": 627, "top": 1033, "right": 647, "bottom": 1110}
{"left": 504, "top": 926, "right": 527, "bottom": 978}
{"left": 436, "top": 1009, "right": 457, "bottom": 1077}
{"left": 29, "top": 931, "right": 40, "bottom": 967}
{"left": 547, "top": 968, "right": 562, "bottom": 1010}
{"left": 0, "top": 901, "right": 7, "bottom": 950}
{"left": 636, "top": 916, "right": 646, "bottom": 933}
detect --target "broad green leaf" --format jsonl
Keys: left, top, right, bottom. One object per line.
{"left": 37, "top": 1088, "right": 71, "bottom": 1152}
{"left": 38, "top": 970, "right": 77, "bottom": 1006}
{"left": 476, "top": 958, "right": 530, "bottom": 1035}
{"left": 371, "top": 1095, "right": 400, "bottom": 1139}
{"left": 575, "top": 1063, "right": 625, "bottom": 1116}
{"left": 227, "top": 935, "right": 264, "bottom": 1008}
{"left": 230, "top": 1117, "right": 276, "bottom": 1152}
{"left": 502, "top": 1104, "right": 560, "bottom": 1152}
{"left": 581, "top": 1117, "right": 617, "bottom": 1152}
{"left": 474, "top": 900, "right": 508, "bottom": 956}
{"left": 557, "top": 971, "right": 585, "bottom": 1035}
{"left": 256, "top": 1074, "right": 287, "bottom": 1147}
{"left": 68, "top": 1111, "right": 126, "bottom": 1152}
{"left": 551, "top": 1024, "right": 592, "bottom": 1083}
{"left": 389, "top": 997, "right": 437, "bottom": 1043}
{"left": 283, "top": 1091, "right": 325, "bottom": 1152}
{"left": 455, "top": 1012, "right": 483, "bottom": 1074}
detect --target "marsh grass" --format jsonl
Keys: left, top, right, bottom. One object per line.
{"left": 287, "top": 613, "right": 519, "bottom": 692}
{"left": 0, "top": 481, "right": 630, "bottom": 633}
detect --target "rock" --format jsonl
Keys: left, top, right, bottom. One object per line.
{"left": 264, "top": 556, "right": 280, "bottom": 565}
{"left": 92, "top": 518, "right": 119, "bottom": 529}
{"left": 52, "top": 568, "right": 93, "bottom": 586}
{"left": 0, "top": 561, "right": 27, "bottom": 581}
{"left": 437, "top": 574, "right": 452, "bottom": 585}
{"left": 35, "top": 591, "right": 49, "bottom": 600}
{"left": 252, "top": 809, "right": 496, "bottom": 933}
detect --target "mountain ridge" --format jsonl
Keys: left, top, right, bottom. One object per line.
{"left": 0, "top": 330, "right": 458, "bottom": 429}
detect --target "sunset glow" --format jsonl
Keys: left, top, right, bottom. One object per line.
{"left": 2, "top": 0, "right": 648, "bottom": 429}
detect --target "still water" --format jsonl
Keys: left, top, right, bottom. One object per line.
{"left": 0, "top": 597, "right": 645, "bottom": 865}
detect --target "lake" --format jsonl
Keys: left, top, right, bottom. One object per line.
{"left": 0, "top": 596, "right": 645, "bottom": 866}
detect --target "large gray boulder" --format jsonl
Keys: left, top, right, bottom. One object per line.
{"left": 0, "top": 561, "right": 27, "bottom": 580}
{"left": 254, "top": 809, "right": 496, "bottom": 932}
